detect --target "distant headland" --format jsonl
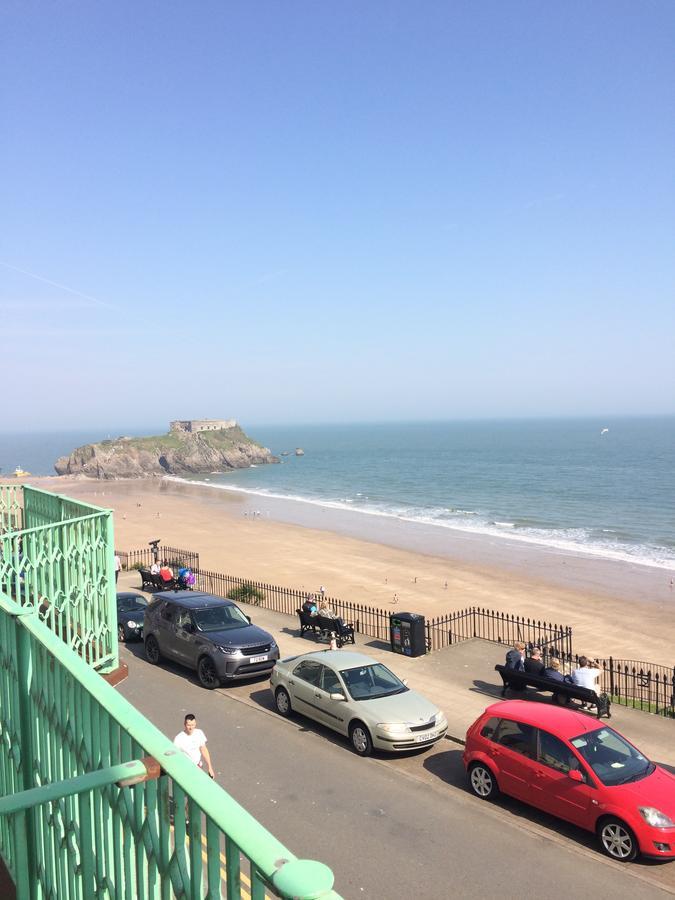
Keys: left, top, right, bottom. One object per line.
{"left": 54, "top": 419, "right": 278, "bottom": 480}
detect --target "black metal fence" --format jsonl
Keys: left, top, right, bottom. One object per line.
{"left": 542, "top": 651, "right": 675, "bottom": 719}
{"left": 192, "top": 568, "right": 394, "bottom": 641}
{"left": 426, "top": 607, "right": 573, "bottom": 658}
{"left": 115, "top": 546, "right": 200, "bottom": 572}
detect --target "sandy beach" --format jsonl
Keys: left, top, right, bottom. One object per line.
{"left": 29, "top": 475, "right": 675, "bottom": 666}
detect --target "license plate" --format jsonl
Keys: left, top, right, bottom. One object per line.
{"left": 250, "top": 655, "right": 268, "bottom": 664}
{"left": 415, "top": 730, "right": 438, "bottom": 743}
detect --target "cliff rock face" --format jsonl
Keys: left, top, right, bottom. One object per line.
{"left": 54, "top": 426, "right": 278, "bottom": 479}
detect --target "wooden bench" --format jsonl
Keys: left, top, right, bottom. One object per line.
{"left": 494, "top": 664, "right": 611, "bottom": 719}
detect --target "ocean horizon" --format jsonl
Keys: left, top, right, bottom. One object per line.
{"left": 2, "top": 416, "right": 674, "bottom": 571}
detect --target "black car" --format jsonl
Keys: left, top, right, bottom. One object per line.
{"left": 143, "top": 591, "right": 280, "bottom": 689}
{"left": 116, "top": 591, "right": 149, "bottom": 642}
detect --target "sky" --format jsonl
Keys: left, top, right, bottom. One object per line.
{"left": 1, "top": 1, "right": 674, "bottom": 432}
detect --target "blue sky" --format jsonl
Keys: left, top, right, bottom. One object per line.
{"left": 2, "top": 1, "right": 674, "bottom": 431}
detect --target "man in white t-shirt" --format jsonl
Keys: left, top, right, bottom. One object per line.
{"left": 173, "top": 714, "right": 215, "bottom": 778}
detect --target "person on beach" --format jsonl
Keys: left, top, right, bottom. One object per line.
{"left": 173, "top": 714, "right": 215, "bottom": 778}
{"left": 505, "top": 641, "right": 526, "bottom": 671}
{"left": 524, "top": 646, "right": 545, "bottom": 675}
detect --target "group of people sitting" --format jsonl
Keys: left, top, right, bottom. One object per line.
{"left": 301, "top": 592, "right": 353, "bottom": 639}
{"left": 302, "top": 593, "right": 337, "bottom": 620}
{"left": 150, "top": 560, "right": 196, "bottom": 589}
{"left": 506, "top": 642, "right": 603, "bottom": 706}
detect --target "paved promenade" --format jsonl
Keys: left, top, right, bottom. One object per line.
{"left": 119, "top": 573, "right": 675, "bottom": 770}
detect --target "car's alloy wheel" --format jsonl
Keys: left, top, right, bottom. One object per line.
{"left": 197, "top": 656, "right": 220, "bottom": 690}
{"left": 145, "top": 635, "right": 161, "bottom": 664}
{"left": 349, "top": 722, "right": 373, "bottom": 757}
{"left": 598, "top": 818, "right": 638, "bottom": 861}
{"left": 275, "top": 687, "right": 292, "bottom": 717}
{"left": 118, "top": 625, "right": 126, "bottom": 642}
{"left": 469, "top": 763, "right": 498, "bottom": 800}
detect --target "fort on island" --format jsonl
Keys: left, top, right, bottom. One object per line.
{"left": 170, "top": 418, "right": 237, "bottom": 433}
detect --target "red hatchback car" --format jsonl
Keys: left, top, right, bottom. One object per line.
{"left": 464, "top": 700, "right": 675, "bottom": 862}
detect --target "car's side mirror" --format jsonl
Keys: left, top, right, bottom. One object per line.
{"left": 329, "top": 692, "right": 346, "bottom": 701}
{"left": 246, "top": 616, "right": 251, "bottom": 624}
{"left": 568, "top": 769, "right": 584, "bottom": 783}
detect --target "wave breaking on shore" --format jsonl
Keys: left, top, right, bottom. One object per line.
{"left": 165, "top": 476, "right": 675, "bottom": 572}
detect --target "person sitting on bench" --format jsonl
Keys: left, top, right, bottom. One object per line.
{"left": 302, "top": 594, "right": 318, "bottom": 616}
{"left": 159, "top": 562, "right": 174, "bottom": 583}
{"left": 571, "top": 656, "right": 602, "bottom": 710}
{"left": 543, "top": 657, "right": 566, "bottom": 682}
{"left": 524, "top": 646, "right": 545, "bottom": 676}
{"left": 505, "top": 641, "right": 526, "bottom": 671}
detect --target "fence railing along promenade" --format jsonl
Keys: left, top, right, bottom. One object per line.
{"left": 540, "top": 650, "right": 675, "bottom": 719}
{"left": 182, "top": 565, "right": 672, "bottom": 719}
{"left": 191, "top": 566, "right": 574, "bottom": 657}
{"left": 116, "top": 545, "right": 200, "bottom": 572}
{"left": 0, "top": 484, "right": 117, "bottom": 672}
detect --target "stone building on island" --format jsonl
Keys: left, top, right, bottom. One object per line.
{"left": 170, "top": 418, "right": 237, "bottom": 434}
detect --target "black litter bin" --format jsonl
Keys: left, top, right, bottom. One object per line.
{"left": 390, "top": 612, "right": 426, "bottom": 657}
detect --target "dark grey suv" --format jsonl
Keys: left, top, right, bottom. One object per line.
{"left": 143, "top": 591, "right": 279, "bottom": 689}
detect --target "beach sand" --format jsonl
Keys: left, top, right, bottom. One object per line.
{"left": 30, "top": 476, "right": 675, "bottom": 666}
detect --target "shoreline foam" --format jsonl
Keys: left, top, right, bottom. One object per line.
{"left": 166, "top": 475, "right": 675, "bottom": 572}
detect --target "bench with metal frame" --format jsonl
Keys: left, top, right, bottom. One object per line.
{"left": 494, "top": 664, "right": 611, "bottom": 719}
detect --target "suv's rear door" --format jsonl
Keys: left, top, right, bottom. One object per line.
{"left": 155, "top": 602, "right": 180, "bottom": 660}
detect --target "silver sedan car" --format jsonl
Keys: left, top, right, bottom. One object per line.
{"left": 270, "top": 649, "right": 447, "bottom": 756}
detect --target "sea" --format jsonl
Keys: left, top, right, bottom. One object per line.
{"left": 2, "top": 417, "right": 674, "bottom": 571}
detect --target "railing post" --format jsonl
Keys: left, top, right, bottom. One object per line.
{"left": 609, "top": 656, "right": 615, "bottom": 698}
{"left": 16, "top": 622, "right": 38, "bottom": 900}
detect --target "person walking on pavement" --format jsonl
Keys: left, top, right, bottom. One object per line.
{"left": 114, "top": 554, "right": 122, "bottom": 584}
{"left": 173, "top": 714, "right": 215, "bottom": 778}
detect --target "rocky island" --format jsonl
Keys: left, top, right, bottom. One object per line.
{"left": 54, "top": 419, "right": 278, "bottom": 479}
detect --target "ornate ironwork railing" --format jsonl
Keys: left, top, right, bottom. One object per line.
{"left": 0, "top": 592, "right": 338, "bottom": 899}
{"left": 0, "top": 485, "right": 117, "bottom": 672}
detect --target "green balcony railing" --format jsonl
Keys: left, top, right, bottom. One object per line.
{"left": 0, "top": 592, "right": 338, "bottom": 899}
{"left": 0, "top": 485, "right": 117, "bottom": 672}
{"left": 0, "top": 481, "right": 338, "bottom": 897}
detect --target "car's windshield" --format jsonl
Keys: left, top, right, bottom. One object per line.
{"left": 340, "top": 663, "right": 408, "bottom": 701}
{"left": 571, "top": 727, "right": 654, "bottom": 786}
{"left": 118, "top": 596, "right": 148, "bottom": 612}
{"left": 193, "top": 605, "right": 249, "bottom": 632}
